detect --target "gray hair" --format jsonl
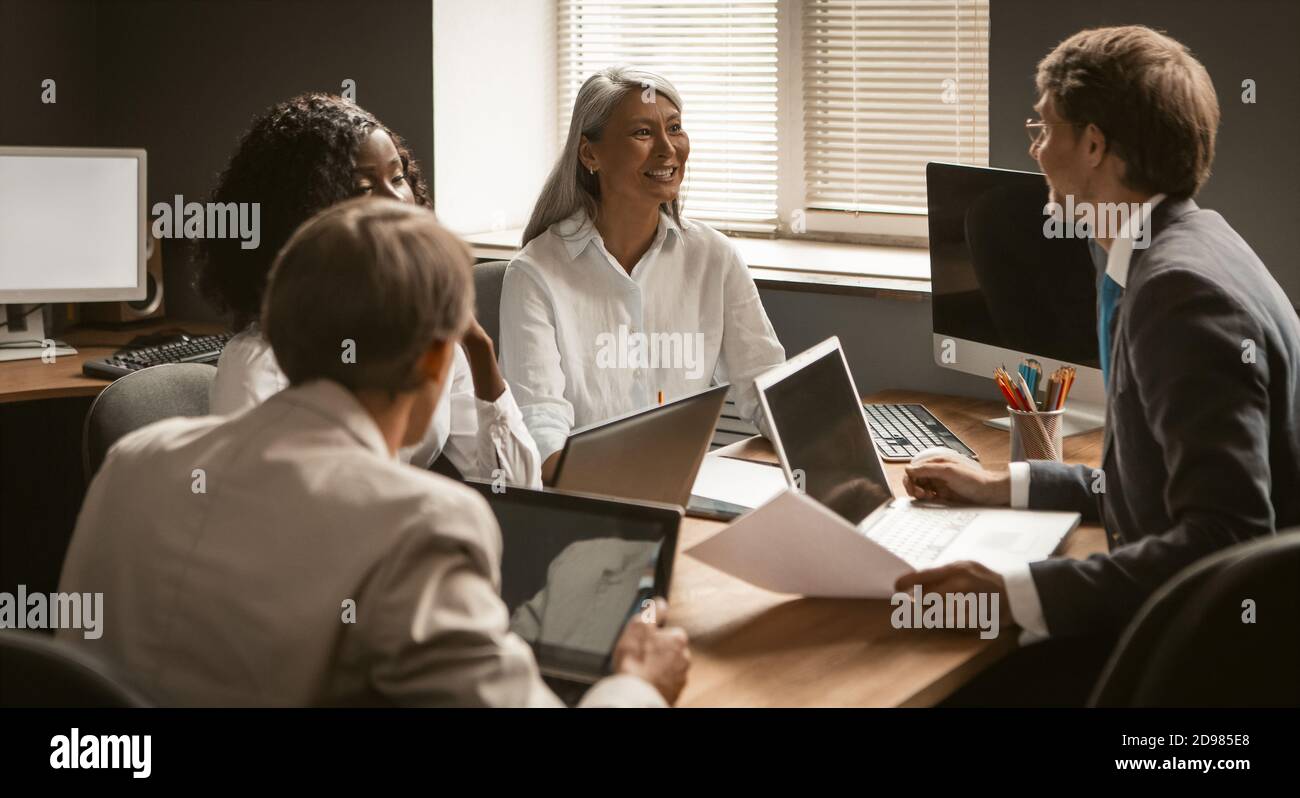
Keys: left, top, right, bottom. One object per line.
{"left": 522, "top": 65, "right": 685, "bottom": 247}
{"left": 263, "top": 197, "right": 474, "bottom": 393}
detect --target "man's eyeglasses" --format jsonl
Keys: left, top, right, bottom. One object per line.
{"left": 1025, "top": 118, "right": 1080, "bottom": 146}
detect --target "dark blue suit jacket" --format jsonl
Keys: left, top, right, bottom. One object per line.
{"left": 1025, "top": 198, "right": 1300, "bottom": 637}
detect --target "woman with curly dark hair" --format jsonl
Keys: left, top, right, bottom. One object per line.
{"left": 203, "top": 93, "right": 540, "bottom": 487}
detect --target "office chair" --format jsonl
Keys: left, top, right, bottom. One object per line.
{"left": 82, "top": 362, "right": 216, "bottom": 483}
{"left": 474, "top": 260, "right": 509, "bottom": 350}
{"left": 1090, "top": 528, "right": 1300, "bottom": 707}
{"left": 0, "top": 630, "right": 149, "bottom": 707}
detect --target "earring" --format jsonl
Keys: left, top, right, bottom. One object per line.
{"left": 589, "top": 167, "right": 596, "bottom": 176}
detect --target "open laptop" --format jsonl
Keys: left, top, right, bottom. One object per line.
{"left": 754, "top": 337, "right": 1079, "bottom": 570}
{"left": 466, "top": 480, "right": 681, "bottom": 703}
{"left": 552, "top": 383, "right": 728, "bottom": 508}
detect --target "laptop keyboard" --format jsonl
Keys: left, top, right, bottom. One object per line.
{"left": 864, "top": 508, "right": 979, "bottom": 567}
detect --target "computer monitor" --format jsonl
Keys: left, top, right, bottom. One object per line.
{"left": 927, "top": 162, "right": 1105, "bottom": 434}
{"left": 0, "top": 147, "right": 147, "bottom": 361}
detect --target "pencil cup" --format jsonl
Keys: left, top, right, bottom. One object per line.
{"left": 1008, "top": 406, "right": 1064, "bottom": 462}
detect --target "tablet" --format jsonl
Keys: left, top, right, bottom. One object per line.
{"left": 466, "top": 480, "right": 682, "bottom": 690}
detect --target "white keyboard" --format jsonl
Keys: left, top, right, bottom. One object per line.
{"left": 863, "top": 508, "right": 979, "bottom": 566}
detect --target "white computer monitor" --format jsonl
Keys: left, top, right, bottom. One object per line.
{"left": 0, "top": 146, "right": 147, "bottom": 361}
{"left": 927, "top": 162, "right": 1105, "bottom": 435}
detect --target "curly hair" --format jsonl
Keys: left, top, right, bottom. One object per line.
{"left": 198, "top": 93, "right": 431, "bottom": 327}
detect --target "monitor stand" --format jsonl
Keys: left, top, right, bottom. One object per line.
{"left": 982, "top": 399, "right": 1106, "bottom": 437}
{"left": 0, "top": 304, "right": 78, "bottom": 363}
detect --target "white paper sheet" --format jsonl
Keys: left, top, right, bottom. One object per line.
{"left": 686, "top": 489, "right": 912, "bottom": 598}
{"left": 690, "top": 455, "right": 788, "bottom": 510}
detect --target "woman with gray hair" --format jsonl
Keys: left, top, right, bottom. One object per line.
{"left": 501, "top": 66, "right": 786, "bottom": 480}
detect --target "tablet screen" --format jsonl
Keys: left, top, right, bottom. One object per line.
{"left": 468, "top": 483, "right": 678, "bottom": 681}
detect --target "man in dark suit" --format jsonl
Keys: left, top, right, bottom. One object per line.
{"left": 896, "top": 25, "right": 1300, "bottom": 688}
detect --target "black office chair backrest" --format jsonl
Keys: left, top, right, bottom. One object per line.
{"left": 1090, "top": 529, "right": 1300, "bottom": 707}
{"left": 0, "top": 630, "right": 149, "bottom": 708}
{"left": 474, "top": 260, "right": 509, "bottom": 350}
{"left": 83, "top": 362, "right": 216, "bottom": 483}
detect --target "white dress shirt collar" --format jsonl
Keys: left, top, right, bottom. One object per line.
{"left": 270, "top": 379, "right": 394, "bottom": 460}
{"left": 1105, "top": 192, "right": 1166, "bottom": 288}
{"left": 555, "top": 208, "right": 688, "bottom": 264}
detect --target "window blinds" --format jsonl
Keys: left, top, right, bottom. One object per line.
{"left": 557, "top": 1, "right": 781, "bottom": 232}
{"left": 802, "top": 0, "right": 989, "bottom": 214}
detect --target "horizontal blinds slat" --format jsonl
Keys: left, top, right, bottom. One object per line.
{"left": 803, "top": 0, "right": 989, "bottom": 213}
{"left": 558, "top": 0, "right": 780, "bottom": 231}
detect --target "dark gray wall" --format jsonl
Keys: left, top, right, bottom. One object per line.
{"left": 1, "top": 0, "right": 434, "bottom": 322}
{"left": 0, "top": 0, "right": 98, "bottom": 146}
{"left": 990, "top": 0, "right": 1300, "bottom": 301}
{"left": 759, "top": 287, "right": 993, "bottom": 400}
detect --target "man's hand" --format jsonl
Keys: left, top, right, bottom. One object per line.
{"left": 904, "top": 455, "right": 1011, "bottom": 506}
{"left": 894, "top": 561, "right": 1015, "bottom": 628}
{"left": 611, "top": 597, "right": 690, "bottom": 704}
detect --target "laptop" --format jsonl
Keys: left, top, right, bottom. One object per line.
{"left": 754, "top": 337, "right": 1079, "bottom": 570}
{"left": 466, "top": 480, "right": 681, "bottom": 702}
{"left": 552, "top": 383, "right": 728, "bottom": 508}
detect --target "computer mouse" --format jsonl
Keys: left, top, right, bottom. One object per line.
{"left": 909, "top": 446, "right": 981, "bottom": 470}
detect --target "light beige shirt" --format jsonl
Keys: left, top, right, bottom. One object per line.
{"left": 56, "top": 379, "right": 663, "bottom": 708}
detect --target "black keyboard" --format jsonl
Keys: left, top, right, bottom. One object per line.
{"left": 82, "top": 333, "right": 231, "bottom": 380}
{"left": 863, "top": 402, "right": 978, "bottom": 462}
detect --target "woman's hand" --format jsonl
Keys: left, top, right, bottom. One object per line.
{"left": 541, "top": 451, "right": 562, "bottom": 486}
{"left": 459, "top": 317, "right": 507, "bottom": 402}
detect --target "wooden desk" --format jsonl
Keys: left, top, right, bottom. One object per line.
{"left": 673, "top": 389, "right": 1105, "bottom": 707}
{"left": 0, "top": 321, "right": 225, "bottom": 404}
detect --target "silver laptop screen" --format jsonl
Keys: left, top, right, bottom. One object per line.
{"left": 763, "top": 348, "right": 892, "bottom": 525}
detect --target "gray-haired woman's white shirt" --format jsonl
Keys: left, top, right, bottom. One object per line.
{"left": 499, "top": 210, "right": 786, "bottom": 462}
{"left": 209, "top": 324, "right": 541, "bottom": 488}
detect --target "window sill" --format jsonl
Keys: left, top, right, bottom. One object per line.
{"left": 462, "top": 227, "right": 933, "bottom": 300}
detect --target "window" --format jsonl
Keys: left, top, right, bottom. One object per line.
{"left": 801, "top": 0, "right": 989, "bottom": 215}
{"left": 556, "top": 0, "right": 989, "bottom": 241}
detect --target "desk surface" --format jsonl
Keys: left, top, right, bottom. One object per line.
{"left": 0, "top": 321, "right": 225, "bottom": 404}
{"left": 673, "top": 388, "right": 1104, "bottom": 707}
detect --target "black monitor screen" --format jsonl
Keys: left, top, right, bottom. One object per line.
{"left": 927, "top": 162, "right": 1100, "bottom": 368}
{"left": 762, "top": 347, "right": 892, "bottom": 526}
{"left": 467, "top": 483, "right": 676, "bottom": 671}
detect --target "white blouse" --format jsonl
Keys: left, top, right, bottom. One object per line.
{"left": 500, "top": 210, "right": 786, "bottom": 461}
{"left": 209, "top": 325, "right": 541, "bottom": 487}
